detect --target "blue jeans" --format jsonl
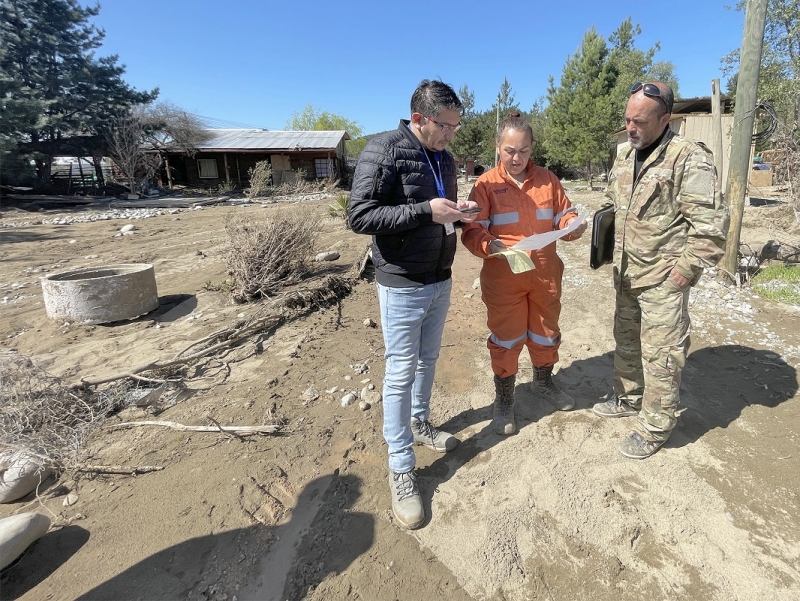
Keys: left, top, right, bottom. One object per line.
{"left": 378, "top": 279, "right": 452, "bottom": 473}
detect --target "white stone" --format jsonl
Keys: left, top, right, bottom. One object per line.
{"left": 63, "top": 492, "right": 78, "bottom": 507}
{"left": 340, "top": 393, "right": 357, "bottom": 408}
{"left": 363, "top": 318, "right": 376, "bottom": 328}
{"left": 302, "top": 386, "right": 320, "bottom": 401}
{"left": 120, "top": 224, "right": 136, "bottom": 233}
{"left": 0, "top": 450, "right": 53, "bottom": 504}
{"left": 358, "top": 400, "right": 371, "bottom": 411}
{"left": 315, "top": 251, "right": 340, "bottom": 262}
{"left": 0, "top": 513, "right": 52, "bottom": 570}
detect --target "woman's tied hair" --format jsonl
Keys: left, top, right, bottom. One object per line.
{"left": 496, "top": 111, "right": 534, "bottom": 144}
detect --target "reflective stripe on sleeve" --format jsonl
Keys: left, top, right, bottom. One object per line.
{"left": 553, "top": 207, "right": 577, "bottom": 227}
{"left": 535, "top": 208, "right": 553, "bottom": 221}
{"left": 475, "top": 219, "right": 491, "bottom": 229}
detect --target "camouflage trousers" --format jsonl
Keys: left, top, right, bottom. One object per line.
{"left": 613, "top": 274, "right": 691, "bottom": 442}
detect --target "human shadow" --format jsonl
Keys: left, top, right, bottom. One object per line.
{"left": 672, "top": 344, "right": 798, "bottom": 448}
{"left": 0, "top": 525, "right": 90, "bottom": 600}
{"left": 417, "top": 352, "right": 613, "bottom": 512}
{"left": 418, "top": 344, "right": 797, "bottom": 506}
{"left": 70, "top": 473, "right": 371, "bottom": 601}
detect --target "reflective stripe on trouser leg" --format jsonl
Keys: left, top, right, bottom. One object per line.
{"left": 525, "top": 258, "right": 562, "bottom": 368}
{"left": 481, "top": 261, "right": 529, "bottom": 378}
{"left": 378, "top": 279, "right": 451, "bottom": 474}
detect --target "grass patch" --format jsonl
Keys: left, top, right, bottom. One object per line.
{"left": 751, "top": 265, "right": 800, "bottom": 306}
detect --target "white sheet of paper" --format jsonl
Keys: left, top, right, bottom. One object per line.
{"left": 510, "top": 215, "right": 586, "bottom": 251}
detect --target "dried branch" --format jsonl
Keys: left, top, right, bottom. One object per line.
{"left": 76, "top": 465, "right": 164, "bottom": 475}
{"left": 109, "top": 421, "right": 281, "bottom": 435}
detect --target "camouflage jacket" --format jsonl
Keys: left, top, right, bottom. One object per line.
{"left": 608, "top": 128, "right": 729, "bottom": 289}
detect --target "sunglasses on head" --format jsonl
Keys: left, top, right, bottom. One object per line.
{"left": 630, "top": 82, "right": 669, "bottom": 111}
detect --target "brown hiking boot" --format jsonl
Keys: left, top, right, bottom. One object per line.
{"left": 492, "top": 374, "right": 516, "bottom": 435}
{"left": 532, "top": 365, "right": 575, "bottom": 411}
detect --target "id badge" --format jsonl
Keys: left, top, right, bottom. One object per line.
{"left": 445, "top": 222, "right": 455, "bottom": 236}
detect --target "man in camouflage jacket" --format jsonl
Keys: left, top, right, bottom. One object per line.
{"left": 592, "top": 82, "right": 729, "bottom": 459}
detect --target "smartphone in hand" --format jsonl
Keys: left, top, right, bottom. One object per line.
{"left": 459, "top": 206, "right": 482, "bottom": 214}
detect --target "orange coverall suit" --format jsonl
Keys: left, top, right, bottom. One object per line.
{"left": 461, "top": 161, "right": 577, "bottom": 378}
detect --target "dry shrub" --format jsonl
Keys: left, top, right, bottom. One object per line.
{"left": 0, "top": 353, "right": 130, "bottom": 469}
{"left": 246, "top": 160, "right": 273, "bottom": 199}
{"left": 225, "top": 207, "right": 322, "bottom": 302}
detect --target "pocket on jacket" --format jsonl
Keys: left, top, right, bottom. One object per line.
{"left": 630, "top": 174, "right": 676, "bottom": 230}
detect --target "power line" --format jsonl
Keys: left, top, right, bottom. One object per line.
{"left": 187, "top": 112, "right": 277, "bottom": 130}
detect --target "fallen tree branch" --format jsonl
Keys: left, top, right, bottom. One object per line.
{"left": 108, "top": 420, "right": 281, "bottom": 435}
{"left": 76, "top": 464, "right": 165, "bottom": 475}
{"left": 73, "top": 246, "right": 371, "bottom": 390}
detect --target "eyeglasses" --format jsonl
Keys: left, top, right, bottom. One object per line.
{"left": 630, "top": 82, "right": 669, "bottom": 112}
{"left": 426, "top": 116, "right": 461, "bottom": 133}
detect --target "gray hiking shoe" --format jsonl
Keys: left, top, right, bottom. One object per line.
{"left": 618, "top": 431, "right": 666, "bottom": 459}
{"left": 532, "top": 365, "right": 575, "bottom": 411}
{"left": 592, "top": 397, "right": 640, "bottom": 418}
{"left": 411, "top": 417, "right": 457, "bottom": 452}
{"left": 492, "top": 374, "right": 516, "bottom": 435}
{"left": 389, "top": 470, "right": 424, "bottom": 529}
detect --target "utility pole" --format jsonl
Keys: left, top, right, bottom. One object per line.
{"left": 711, "top": 78, "right": 725, "bottom": 195}
{"left": 718, "top": 0, "right": 768, "bottom": 283}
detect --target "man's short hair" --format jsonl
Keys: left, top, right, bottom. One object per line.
{"left": 410, "top": 79, "right": 463, "bottom": 117}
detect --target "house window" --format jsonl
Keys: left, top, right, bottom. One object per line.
{"left": 197, "top": 159, "right": 218, "bottom": 179}
{"left": 314, "top": 158, "right": 331, "bottom": 178}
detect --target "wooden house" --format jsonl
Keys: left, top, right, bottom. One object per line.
{"left": 163, "top": 129, "right": 350, "bottom": 188}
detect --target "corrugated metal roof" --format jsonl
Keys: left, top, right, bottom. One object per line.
{"left": 194, "top": 129, "right": 350, "bottom": 151}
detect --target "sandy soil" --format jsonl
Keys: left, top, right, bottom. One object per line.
{"left": 1, "top": 184, "right": 799, "bottom": 601}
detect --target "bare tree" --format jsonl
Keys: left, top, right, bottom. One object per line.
{"left": 106, "top": 101, "right": 206, "bottom": 193}
{"left": 140, "top": 101, "right": 206, "bottom": 188}
{"left": 106, "top": 110, "right": 160, "bottom": 194}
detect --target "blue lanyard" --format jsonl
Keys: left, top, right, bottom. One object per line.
{"left": 423, "top": 150, "right": 446, "bottom": 198}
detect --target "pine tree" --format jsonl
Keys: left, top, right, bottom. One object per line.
{"left": 543, "top": 28, "right": 618, "bottom": 185}
{"left": 607, "top": 17, "right": 678, "bottom": 122}
{"left": 0, "top": 0, "right": 156, "bottom": 184}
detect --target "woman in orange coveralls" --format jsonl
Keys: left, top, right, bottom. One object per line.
{"left": 461, "top": 113, "right": 587, "bottom": 435}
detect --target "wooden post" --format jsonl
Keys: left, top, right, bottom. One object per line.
{"left": 718, "top": 0, "right": 768, "bottom": 284}
{"left": 163, "top": 154, "right": 174, "bottom": 189}
{"left": 235, "top": 156, "right": 242, "bottom": 187}
{"left": 223, "top": 152, "right": 230, "bottom": 183}
{"left": 711, "top": 79, "right": 725, "bottom": 196}
{"left": 77, "top": 157, "right": 85, "bottom": 192}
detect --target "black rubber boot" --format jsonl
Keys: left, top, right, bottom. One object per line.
{"left": 492, "top": 374, "right": 516, "bottom": 435}
{"left": 532, "top": 365, "right": 575, "bottom": 411}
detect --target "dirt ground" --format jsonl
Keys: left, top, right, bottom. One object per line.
{"left": 1, "top": 183, "right": 799, "bottom": 601}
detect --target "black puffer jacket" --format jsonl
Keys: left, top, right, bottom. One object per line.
{"left": 348, "top": 120, "right": 458, "bottom": 287}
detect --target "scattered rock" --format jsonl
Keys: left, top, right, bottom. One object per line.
{"left": 362, "top": 390, "right": 382, "bottom": 404}
{"left": 314, "top": 251, "right": 340, "bottom": 262}
{"left": 119, "top": 224, "right": 136, "bottom": 233}
{"left": 363, "top": 318, "right": 376, "bottom": 328}
{"left": 358, "top": 400, "right": 371, "bottom": 411}
{"left": 340, "top": 393, "right": 357, "bottom": 408}
{"left": 63, "top": 492, "right": 78, "bottom": 507}
{"left": 302, "top": 386, "right": 320, "bottom": 402}
{"left": 472, "top": 277, "right": 481, "bottom": 289}
{"left": 325, "top": 386, "right": 339, "bottom": 394}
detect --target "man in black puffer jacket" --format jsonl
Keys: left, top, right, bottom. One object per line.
{"left": 349, "top": 79, "right": 479, "bottom": 530}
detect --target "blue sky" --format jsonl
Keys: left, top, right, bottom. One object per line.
{"left": 95, "top": 0, "right": 745, "bottom": 135}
